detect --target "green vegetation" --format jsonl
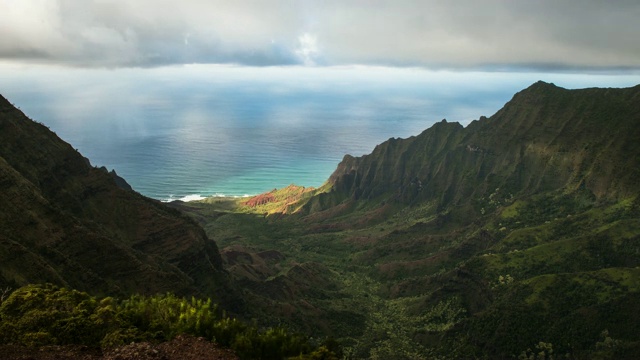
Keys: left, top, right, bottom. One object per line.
{"left": 0, "top": 284, "right": 336, "bottom": 359}
{"left": 4, "top": 83, "right": 640, "bottom": 358}
{"left": 175, "top": 188, "right": 640, "bottom": 359}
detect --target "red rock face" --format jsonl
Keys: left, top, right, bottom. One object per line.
{"left": 243, "top": 192, "right": 277, "bottom": 207}
{"left": 242, "top": 184, "right": 315, "bottom": 213}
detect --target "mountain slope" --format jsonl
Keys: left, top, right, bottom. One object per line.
{"left": 0, "top": 95, "right": 231, "bottom": 301}
{"left": 311, "top": 82, "right": 640, "bottom": 358}
{"left": 317, "top": 81, "right": 640, "bottom": 212}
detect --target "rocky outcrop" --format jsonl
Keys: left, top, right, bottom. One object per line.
{"left": 0, "top": 95, "right": 232, "bottom": 301}
{"left": 243, "top": 192, "right": 277, "bottom": 207}
{"left": 242, "top": 184, "right": 316, "bottom": 214}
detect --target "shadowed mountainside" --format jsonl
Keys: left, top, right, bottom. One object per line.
{"left": 0, "top": 95, "right": 233, "bottom": 302}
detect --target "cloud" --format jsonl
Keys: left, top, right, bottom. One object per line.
{"left": 295, "top": 33, "right": 320, "bottom": 66}
{"left": 1, "top": 0, "right": 639, "bottom": 70}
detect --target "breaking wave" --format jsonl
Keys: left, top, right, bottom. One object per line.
{"left": 162, "top": 193, "right": 253, "bottom": 203}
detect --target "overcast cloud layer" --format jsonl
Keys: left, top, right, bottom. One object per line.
{"left": 1, "top": 0, "right": 639, "bottom": 70}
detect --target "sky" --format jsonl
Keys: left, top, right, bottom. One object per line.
{"left": 1, "top": 0, "right": 639, "bottom": 70}
{"left": 2, "top": 1, "right": 640, "bottom": 197}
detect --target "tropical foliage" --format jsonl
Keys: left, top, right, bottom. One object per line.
{"left": 0, "top": 284, "right": 335, "bottom": 359}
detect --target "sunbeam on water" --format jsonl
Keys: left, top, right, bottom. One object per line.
{"left": 3, "top": 64, "right": 640, "bottom": 201}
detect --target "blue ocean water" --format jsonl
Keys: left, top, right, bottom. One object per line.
{"left": 3, "top": 65, "right": 639, "bottom": 201}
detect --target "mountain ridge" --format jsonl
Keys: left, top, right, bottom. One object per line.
{"left": 0, "top": 95, "right": 233, "bottom": 303}
{"left": 307, "top": 81, "right": 640, "bottom": 216}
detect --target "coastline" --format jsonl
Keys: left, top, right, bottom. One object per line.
{"left": 162, "top": 193, "right": 254, "bottom": 203}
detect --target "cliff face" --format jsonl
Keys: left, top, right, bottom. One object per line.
{"left": 0, "top": 95, "right": 230, "bottom": 299}
{"left": 323, "top": 82, "right": 640, "bottom": 209}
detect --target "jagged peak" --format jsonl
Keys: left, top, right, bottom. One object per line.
{"left": 495, "top": 81, "right": 567, "bottom": 112}
{"left": 520, "top": 80, "right": 564, "bottom": 95}
{"left": 432, "top": 118, "right": 463, "bottom": 128}
{"left": 417, "top": 119, "right": 463, "bottom": 136}
{"left": 529, "top": 80, "right": 560, "bottom": 89}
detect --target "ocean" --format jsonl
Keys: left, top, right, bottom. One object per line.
{"left": 3, "top": 64, "right": 639, "bottom": 201}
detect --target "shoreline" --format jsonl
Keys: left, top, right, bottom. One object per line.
{"left": 162, "top": 193, "right": 255, "bottom": 203}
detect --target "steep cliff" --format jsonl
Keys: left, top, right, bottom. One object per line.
{"left": 321, "top": 81, "right": 640, "bottom": 210}
{"left": 0, "top": 95, "right": 231, "bottom": 301}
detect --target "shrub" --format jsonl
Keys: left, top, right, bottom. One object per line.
{"left": 0, "top": 284, "right": 324, "bottom": 359}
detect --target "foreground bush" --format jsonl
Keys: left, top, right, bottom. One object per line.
{"left": 0, "top": 284, "right": 331, "bottom": 359}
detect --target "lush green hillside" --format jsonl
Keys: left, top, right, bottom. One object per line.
{"left": 313, "top": 81, "right": 640, "bottom": 210}
{"left": 178, "top": 82, "right": 640, "bottom": 359}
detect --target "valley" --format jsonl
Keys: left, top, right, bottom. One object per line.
{"left": 175, "top": 184, "right": 640, "bottom": 358}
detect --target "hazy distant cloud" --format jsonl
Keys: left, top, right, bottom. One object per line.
{"left": 1, "top": 0, "right": 639, "bottom": 70}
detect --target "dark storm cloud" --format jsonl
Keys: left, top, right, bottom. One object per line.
{"left": 0, "top": 0, "right": 638, "bottom": 70}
